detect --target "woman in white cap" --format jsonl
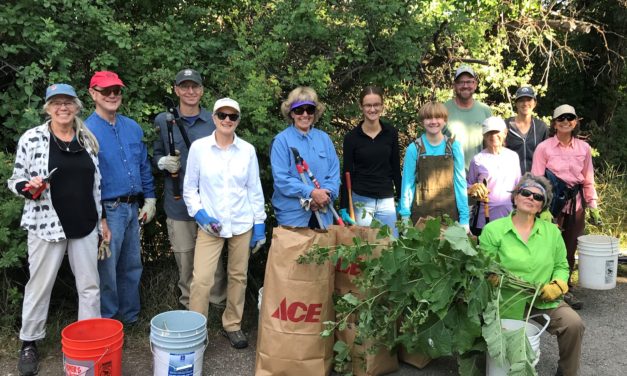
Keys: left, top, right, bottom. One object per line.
{"left": 531, "top": 104, "right": 601, "bottom": 310}
{"left": 7, "top": 83, "right": 102, "bottom": 376}
{"left": 467, "top": 116, "right": 521, "bottom": 235}
{"left": 184, "top": 98, "right": 266, "bottom": 349}
{"left": 505, "top": 86, "right": 548, "bottom": 173}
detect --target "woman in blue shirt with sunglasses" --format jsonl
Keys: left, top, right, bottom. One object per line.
{"left": 270, "top": 86, "right": 340, "bottom": 228}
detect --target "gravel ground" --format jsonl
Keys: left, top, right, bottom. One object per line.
{"left": 1, "top": 279, "right": 625, "bottom": 376}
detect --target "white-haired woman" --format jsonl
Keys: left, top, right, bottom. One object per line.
{"left": 8, "top": 83, "right": 102, "bottom": 376}
{"left": 467, "top": 116, "right": 521, "bottom": 235}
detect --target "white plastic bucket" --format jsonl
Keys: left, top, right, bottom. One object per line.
{"left": 577, "top": 235, "right": 619, "bottom": 290}
{"left": 486, "top": 314, "right": 550, "bottom": 376}
{"left": 150, "top": 310, "right": 207, "bottom": 376}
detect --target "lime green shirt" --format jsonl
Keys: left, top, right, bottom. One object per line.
{"left": 479, "top": 213, "right": 569, "bottom": 319}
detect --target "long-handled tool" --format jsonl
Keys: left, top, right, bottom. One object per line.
{"left": 22, "top": 167, "right": 58, "bottom": 199}
{"left": 290, "top": 147, "right": 345, "bottom": 227}
{"left": 290, "top": 150, "right": 326, "bottom": 229}
{"left": 482, "top": 178, "right": 490, "bottom": 224}
{"left": 345, "top": 172, "right": 356, "bottom": 221}
{"left": 165, "top": 113, "right": 182, "bottom": 200}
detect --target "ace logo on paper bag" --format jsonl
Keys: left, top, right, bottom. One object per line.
{"left": 271, "top": 298, "right": 322, "bottom": 322}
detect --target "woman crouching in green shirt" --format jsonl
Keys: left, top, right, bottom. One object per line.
{"left": 479, "top": 173, "right": 583, "bottom": 376}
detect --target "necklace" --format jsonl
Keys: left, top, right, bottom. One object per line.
{"left": 51, "top": 132, "right": 73, "bottom": 152}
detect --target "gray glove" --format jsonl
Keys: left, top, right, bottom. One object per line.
{"left": 98, "top": 240, "right": 111, "bottom": 260}
{"left": 158, "top": 151, "right": 181, "bottom": 174}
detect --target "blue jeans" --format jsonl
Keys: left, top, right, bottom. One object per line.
{"left": 352, "top": 192, "right": 398, "bottom": 237}
{"left": 99, "top": 201, "right": 142, "bottom": 323}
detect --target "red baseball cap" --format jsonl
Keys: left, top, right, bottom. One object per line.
{"left": 89, "top": 71, "right": 125, "bottom": 88}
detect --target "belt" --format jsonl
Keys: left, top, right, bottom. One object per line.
{"left": 104, "top": 195, "right": 140, "bottom": 204}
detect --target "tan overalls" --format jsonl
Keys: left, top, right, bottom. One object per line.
{"left": 410, "top": 136, "right": 459, "bottom": 224}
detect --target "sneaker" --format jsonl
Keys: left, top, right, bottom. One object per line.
{"left": 17, "top": 342, "right": 39, "bottom": 376}
{"left": 564, "top": 292, "right": 583, "bottom": 310}
{"left": 221, "top": 329, "right": 248, "bottom": 349}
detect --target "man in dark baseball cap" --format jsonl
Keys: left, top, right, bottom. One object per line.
{"left": 152, "top": 68, "right": 227, "bottom": 311}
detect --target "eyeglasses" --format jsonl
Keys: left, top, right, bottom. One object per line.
{"left": 455, "top": 79, "right": 476, "bottom": 86}
{"left": 177, "top": 83, "right": 202, "bottom": 92}
{"left": 362, "top": 103, "right": 383, "bottom": 110}
{"left": 518, "top": 188, "right": 545, "bottom": 202}
{"left": 292, "top": 105, "right": 316, "bottom": 115}
{"left": 215, "top": 112, "right": 239, "bottom": 121}
{"left": 49, "top": 101, "right": 75, "bottom": 109}
{"left": 555, "top": 114, "right": 576, "bottom": 122}
{"left": 93, "top": 86, "right": 122, "bottom": 96}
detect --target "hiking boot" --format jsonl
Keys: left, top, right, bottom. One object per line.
{"left": 17, "top": 342, "right": 39, "bottom": 376}
{"left": 564, "top": 292, "right": 583, "bottom": 310}
{"left": 221, "top": 329, "right": 248, "bottom": 349}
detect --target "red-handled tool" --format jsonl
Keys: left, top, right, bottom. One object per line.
{"left": 22, "top": 167, "right": 58, "bottom": 199}
{"left": 290, "top": 147, "right": 345, "bottom": 227}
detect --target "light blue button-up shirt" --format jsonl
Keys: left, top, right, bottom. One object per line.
{"left": 86, "top": 112, "right": 155, "bottom": 201}
{"left": 271, "top": 125, "right": 340, "bottom": 227}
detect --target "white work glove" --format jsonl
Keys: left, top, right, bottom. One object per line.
{"left": 158, "top": 151, "right": 181, "bottom": 173}
{"left": 98, "top": 240, "right": 112, "bottom": 260}
{"left": 138, "top": 198, "right": 157, "bottom": 224}
{"left": 461, "top": 223, "right": 471, "bottom": 234}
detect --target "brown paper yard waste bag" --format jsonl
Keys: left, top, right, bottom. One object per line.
{"left": 255, "top": 226, "right": 335, "bottom": 376}
{"left": 333, "top": 225, "right": 398, "bottom": 375}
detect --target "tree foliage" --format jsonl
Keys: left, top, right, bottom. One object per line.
{"left": 0, "top": 0, "right": 624, "bottom": 324}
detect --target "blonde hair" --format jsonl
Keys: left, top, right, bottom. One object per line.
{"left": 418, "top": 101, "right": 448, "bottom": 122}
{"left": 44, "top": 97, "right": 100, "bottom": 154}
{"left": 280, "top": 86, "right": 326, "bottom": 123}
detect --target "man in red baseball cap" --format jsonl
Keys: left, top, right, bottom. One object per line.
{"left": 85, "top": 70, "right": 156, "bottom": 324}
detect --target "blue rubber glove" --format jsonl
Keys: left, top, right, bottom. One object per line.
{"left": 194, "top": 209, "right": 221, "bottom": 236}
{"left": 250, "top": 223, "right": 266, "bottom": 254}
{"left": 339, "top": 208, "right": 356, "bottom": 225}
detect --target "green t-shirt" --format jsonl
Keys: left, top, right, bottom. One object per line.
{"left": 444, "top": 99, "right": 491, "bottom": 169}
{"left": 479, "top": 213, "right": 570, "bottom": 319}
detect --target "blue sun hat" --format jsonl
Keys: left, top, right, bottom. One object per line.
{"left": 45, "top": 83, "right": 77, "bottom": 101}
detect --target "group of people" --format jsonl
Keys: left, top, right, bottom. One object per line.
{"left": 9, "top": 65, "right": 599, "bottom": 376}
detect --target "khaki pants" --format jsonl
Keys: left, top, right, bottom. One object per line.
{"left": 167, "top": 219, "right": 227, "bottom": 308}
{"left": 530, "top": 301, "right": 585, "bottom": 376}
{"left": 189, "top": 229, "right": 252, "bottom": 331}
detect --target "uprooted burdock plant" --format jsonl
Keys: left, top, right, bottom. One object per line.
{"left": 298, "top": 219, "right": 543, "bottom": 376}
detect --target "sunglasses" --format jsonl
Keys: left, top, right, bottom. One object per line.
{"left": 93, "top": 87, "right": 122, "bottom": 96}
{"left": 555, "top": 114, "right": 576, "bottom": 122}
{"left": 518, "top": 188, "right": 545, "bottom": 202}
{"left": 215, "top": 112, "right": 239, "bottom": 121}
{"left": 292, "top": 105, "right": 316, "bottom": 115}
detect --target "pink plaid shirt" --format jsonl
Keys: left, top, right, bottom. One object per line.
{"left": 531, "top": 135, "right": 598, "bottom": 211}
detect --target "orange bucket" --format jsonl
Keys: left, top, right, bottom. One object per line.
{"left": 61, "top": 318, "right": 124, "bottom": 376}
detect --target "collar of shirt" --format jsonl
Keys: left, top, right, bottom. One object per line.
{"left": 548, "top": 134, "right": 575, "bottom": 149}
{"left": 288, "top": 125, "right": 314, "bottom": 140}
{"left": 356, "top": 120, "right": 391, "bottom": 137}
{"left": 208, "top": 131, "right": 242, "bottom": 150}
{"left": 504, "top": 211, "right": 543, "bottom": 239}
{"left": 179, "top": 107, "right": 212, "bottom": 125}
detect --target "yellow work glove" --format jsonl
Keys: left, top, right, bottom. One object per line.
{"left": 468, "top": 183, "right": 489, "bottom": 201}
{"left": 588, "top": 208, "right": 602, "bottom": 226}
{"left": 540, "top": 279, "right": 569, "bottom": 301}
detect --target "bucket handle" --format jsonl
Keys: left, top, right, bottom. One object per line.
{"left": 63, "top": 346, "right": 110, "bottom": 376}
{"left": 528, "top": 313, "right": 551, "bottom": 340}
{"left": 150, "top": 339, "right": 208, "bottom": 371}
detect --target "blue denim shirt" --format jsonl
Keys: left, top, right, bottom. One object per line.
{"left": 270, "top": 125, "right": 340, "bottom": 227}
{"left": 86, "top": 112, "right": 156, "bottom": 201}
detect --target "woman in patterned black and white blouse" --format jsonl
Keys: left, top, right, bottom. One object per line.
{"left": 7, "top": 83, "right": 102, "bottom": 376}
